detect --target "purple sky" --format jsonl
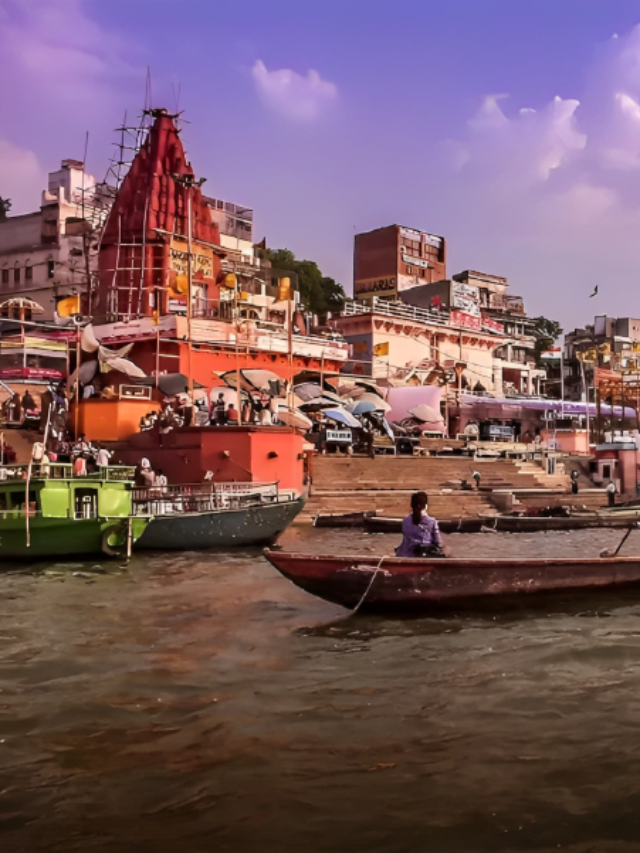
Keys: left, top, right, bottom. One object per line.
{"left": 2, "top": 0, "right": 640, "bottom": 330}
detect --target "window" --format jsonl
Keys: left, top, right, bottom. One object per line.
{"left": 47, "top": 260, "right": 55, "bottom": 279}
{"left": 13, "top": 267, "right": 20, "bottom": 284}
{"left": 1, "top": 269, "right": 8, "bottom": 285}
{"left": 603, "top": 464, "right": 611, "bottom": 480}
{"left": 406, "top": 265, "right": 413, "bottom": 275}
{"left": 75, "top": 488, "right": 98, "bottom": 519}
{"left": 25, "top": 265, "right": 32, "bottom": 281}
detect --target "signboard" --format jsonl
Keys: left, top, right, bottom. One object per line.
{"left": 451, "top": 282, "right": 480, "bottom": 317}
{"left": 169, "top": 239, "right": 214, "bottom": 280}
{"left": 168, "top": 297, "right": 187, "bottom": 313}
{"left": 325, "top": 428, "right": 352, "bottom": 444}
{"left": 355, "top": 276, "right": 396, "bottom": 295}
{"left": 451, "top": 310, "right": 482, "bottom": 330}
{"left": 400, "top": 227, "right": 423, "bottom": 242}
{"left": 481, "top": 315, "right": 504, "bottom": 334}
{"left": 401, "top": 253, "right": 429, "bottom": 269}
{"left": 167, "top": 237, "right": 215, "bottom": 313}
{"left": 0, "top": 367, "right": 65, "bottom": 381}
{"left": 399, "top": 227, "right": 443, "bottom": 249}
{"left": 423, "top": 233, "right": 443, "bottom": 249}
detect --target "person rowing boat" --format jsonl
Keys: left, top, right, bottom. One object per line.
{"left": 395, "top": 491, "right": 445, "bottom": 558}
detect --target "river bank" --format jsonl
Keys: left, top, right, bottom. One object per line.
{"left": 2, "top": 526, "right": 640, "bottom": 852}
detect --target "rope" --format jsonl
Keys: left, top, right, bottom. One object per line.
{"left": 352, "top": 555, "right": 386, "bottom": 613}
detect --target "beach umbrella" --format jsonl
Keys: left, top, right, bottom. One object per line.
{"left": 354, "top": 380, "right": 385, "bottom": 397}
{"left": 275, "top": 405, "right": 313, "bottom": 430}
{"left": 157, "top": 373, "right": 204, "bottom": 396}
{"left": 221, "top": 368, "right": 283, "bottom": 394}
{"left": 106, "top": 357, "right": 147, "bottom": 378}
{"left": 294, "top": 381, "right": 324, "bottom": 401}
{"left": 359, "top": 391, "right": 390, "bottom": 405}
{"left": 408, "top": 404, "right": 441, "bottom": 424}
{"left": 347, "top": 400, "right": 379, "bottom": 415}
{"left": 79, "top": 360, "right": 98, "bottom": 383}
{"left": 322, "top": 407, "right": 361, "bottom": 428}
{"left": 299, "top": 395, "right": 346, "bottom": 411}
{"left": 355, "top": 394, "right": 392, "bottom": 412}
{"left": 295, "top": 382, "right": 343, "bottom": 404}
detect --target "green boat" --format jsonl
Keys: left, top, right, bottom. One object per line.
{"left": 0, "top": 463, "right": 150, "bottom": 559}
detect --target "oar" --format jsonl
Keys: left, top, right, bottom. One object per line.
{"left": 600, "top": 523, "right": 640, "bottom": 558}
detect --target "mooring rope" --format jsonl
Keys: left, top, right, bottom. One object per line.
{"left": 352, "top": 555, "right": 386, "bottom": 613}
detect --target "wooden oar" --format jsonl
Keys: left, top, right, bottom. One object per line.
{"left": 600, "top": 523, "right": 640, "bottom": 558}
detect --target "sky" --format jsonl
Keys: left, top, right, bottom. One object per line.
{"left": 2, "top": 0, "right": 640, "bottom": 331}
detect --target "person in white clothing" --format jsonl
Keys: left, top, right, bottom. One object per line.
{"left": 96, "top": 444, "right": 112, "bottom": 468}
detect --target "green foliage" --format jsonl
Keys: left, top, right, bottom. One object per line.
{"left": 530, "top": 315, "right": 563, "bottom": 367}
{"left": 258, "top": 247, "right": 346, "bottom": 318}
{"left": 0, "top": 197, "right": 11, "bottom": 222}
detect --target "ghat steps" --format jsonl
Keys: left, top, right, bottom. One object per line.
{"left": 303, "top": 456, "right": 607, "bottom": 522}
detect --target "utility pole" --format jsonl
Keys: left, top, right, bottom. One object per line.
{"left": 171, "top": 173, "right": 206, "bottom": 399}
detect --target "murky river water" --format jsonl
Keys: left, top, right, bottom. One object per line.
{"left": 3, "top": 526, "right": 640, "bottom": 852}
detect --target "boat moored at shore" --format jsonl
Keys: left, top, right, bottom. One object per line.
{"left": 132, "top": 481, "right": 306, "bottom": 549}
{"left": 0, "top": 463, "right": 149, "bottom": 559}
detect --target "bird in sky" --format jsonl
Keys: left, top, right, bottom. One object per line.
{"left": 589, "top": 285, "right": 599, "bottom": 298}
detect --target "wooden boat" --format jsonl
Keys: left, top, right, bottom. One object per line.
{"left": 132, "top": 481, "right": 305, "bottom": 549}
{"left": 476, "top": 512, "right": 640, "bottom": 532}
{"left": 0, "top": 463, "right": 149, "bottom": 559}
{"left": 314, "top": 511, "right": 377, "bottom": 528}
{"left": 364, "top": 516, "right": 484, "bottom": 534}
{"left": 263, "top": 548, "right": 640, "bottom": 611}
{"left": 364, "top": 512, "right": 640, "bottom": 534}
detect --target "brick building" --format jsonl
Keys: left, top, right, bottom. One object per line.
{"left": 353, "top": 224, "right": 446, "bottom": 302}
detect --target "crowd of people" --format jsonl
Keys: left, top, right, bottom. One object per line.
{"left": 138, "top": 387, "right": 284, "bottom": 433}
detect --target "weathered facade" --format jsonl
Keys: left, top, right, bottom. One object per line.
{"left": 353, "top": 224, "right": 446, "bottom": 301}
{"left": 0, "top": 159, "right": 109, "bottom": 322}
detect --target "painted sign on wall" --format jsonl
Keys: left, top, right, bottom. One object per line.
{"left": 355, "top": 276, "right": 396, "bottom": 295}
{"left": 451, "top": 310, "right": 482, "bottom": 331}
{"left": 169, "top": 238, "right": 214, "bottom": 280}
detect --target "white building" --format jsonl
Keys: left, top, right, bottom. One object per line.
{"left": 0, "top": 159, "right": 111, "bottom": 322}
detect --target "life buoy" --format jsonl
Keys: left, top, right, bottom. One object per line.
{"left": 101, "top": 523, "right": 127, "bottom": 557}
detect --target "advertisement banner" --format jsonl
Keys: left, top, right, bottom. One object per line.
{"left": 481, "top": 315, "right": 504, "bottom": 334}
{"left": 0, "top": 367, "right": 65, "bottom": 381}
{"left": 401, "top": 253, "right": 429, "bottom": 269}
{"left": 169, "top": 238, "right": 214, "bottom": 281}
{"left": 451, "top": 281, "right": 480, "bottom": 317}
{"left": 451, "top": 310, "right": 482, "bottom": 330}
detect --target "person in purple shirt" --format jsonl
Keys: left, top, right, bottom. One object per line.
{"left": 395, "top": 491, "right": 444, "bottom": 558}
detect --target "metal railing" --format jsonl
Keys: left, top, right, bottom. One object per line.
{"left": 342, "top": 298, "right": 450, "bottom": 326}
{"left": 340, "top": 297, "right": 509, "bottom": 336}
{"left": 131, "top": 480, "right": 291, "bottom": 516}
{"left": 0, "top": 463, "right": 136, "bottom": 482}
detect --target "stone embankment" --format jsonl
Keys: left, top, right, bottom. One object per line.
{"left": 301, "top": 455, "right": 607, "bottom": 523}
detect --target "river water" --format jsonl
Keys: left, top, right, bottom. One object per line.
{"left": 3, "top": 526, "right": 640, "bottom": 852}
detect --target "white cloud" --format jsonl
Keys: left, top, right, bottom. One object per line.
{"left": 252, "top": 60, "right": 337, "bottom": 121}
{"left": 0, "top": 140, "right": 45, "bottom": 215}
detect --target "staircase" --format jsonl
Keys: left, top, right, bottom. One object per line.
{"left": 303, "top": 455, "right": 567, "bottom": 523}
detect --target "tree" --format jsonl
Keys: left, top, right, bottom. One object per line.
{"left": 0, "top": 197, "right": 11, "bottom": 222}
{"left": 530, "top": 316, "right": 563, "bottom": 367}
{"left": 257, "top": 246, "right": 346, "bottom": 318}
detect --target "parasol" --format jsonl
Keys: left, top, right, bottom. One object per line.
{"left": 322, "top": 407, "right": 361, "bottom": 428}
{"left": 408, "top": 404, "right": 442, "bottom": 424}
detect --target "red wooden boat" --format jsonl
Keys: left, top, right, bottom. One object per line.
{"left": 263, "top": 549, "right": 640, "bottom": 611}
